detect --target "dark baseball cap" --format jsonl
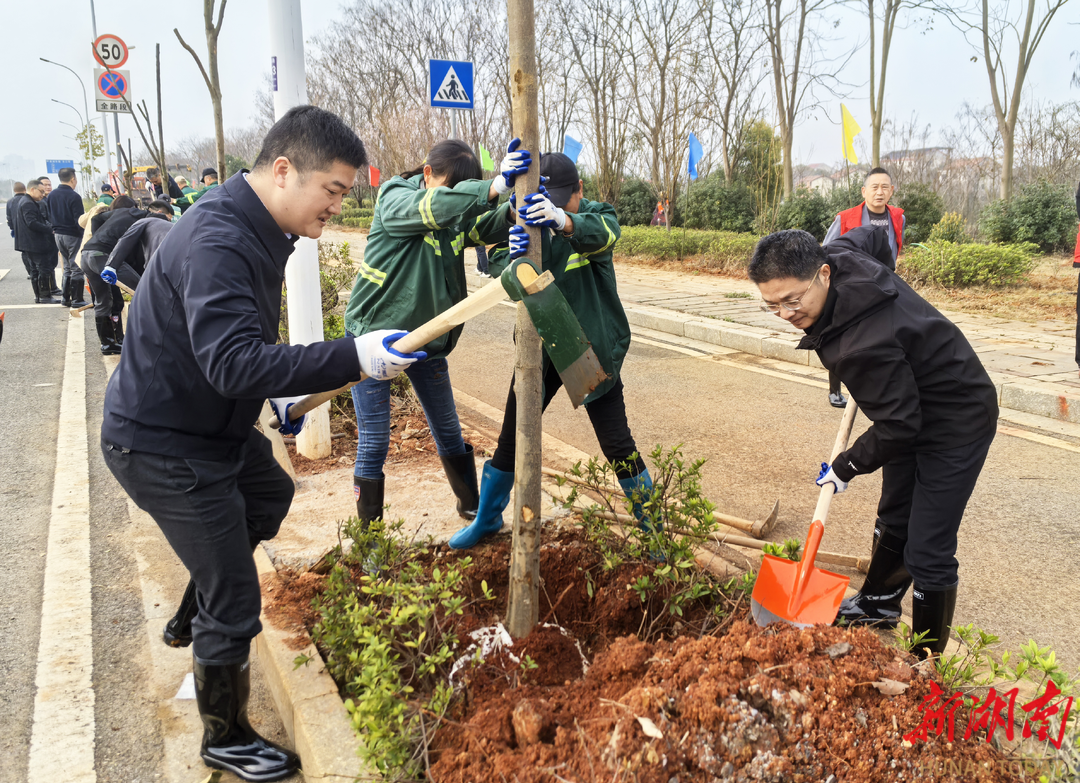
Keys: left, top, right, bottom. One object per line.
{"left": 201, "top": 167, "right": 218, "bottom": 180}
{"left": 538, "top": 152, "right": 580, "bottom": 208}
{"left": 101, "top": 183, "right": 114, "bottom": 192}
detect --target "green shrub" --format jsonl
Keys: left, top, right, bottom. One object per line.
{"left": 826, "top": 174, "right": 863, "bottom": 214}
{"left": 899, "top": 240, "right": 1038, "bottom": 288}
{"left": 894, "top": 182, "right": 945, "bottom": 244}
{"left": 342, "top": 196, "right": 359, "bottom": 210}
{"left": 979, "top": 180, "right": 1078, "bottom": 253}
{"left": 927, "top": 212, "right": 971, "bottom": 244}
{"left": 614, "top": 178, "right": 657, "bottom": 227}
{"left": 679, "top": 176, "right": 756, "bottom": 233}
{"left": 617, "top": 226, "right": 759, "bottom": 274}
{"left": 775, "top": 188, "right": 832, "bottom": 241}
{"left": 341, "top": 216, "right": 373, "bottom": 229}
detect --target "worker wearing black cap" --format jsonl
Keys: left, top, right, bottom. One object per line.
{"left": 176, "top": 167, "right": 220, "bottom": 213}
{"left": 449, "top": 152, "right": 653, "bottom": 550}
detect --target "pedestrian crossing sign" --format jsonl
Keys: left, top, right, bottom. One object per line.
{"left": 429, "top": 59, "right": 474, "bottom": 110}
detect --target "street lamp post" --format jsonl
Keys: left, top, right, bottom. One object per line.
{"left": 52, "top": 98, "right": 91, "bottom": 196}
{"left": 41, "top": 57, "right": 98, "bottom": 193}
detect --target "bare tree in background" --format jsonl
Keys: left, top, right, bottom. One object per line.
{"left": 944, "top": 0, "right": 1074, "bottom": 199}
{"left": 699, "top": 0, "right": 766, "bottom": 181}
{"left": 174, "top": 0, "right": 228, "bottom": 180}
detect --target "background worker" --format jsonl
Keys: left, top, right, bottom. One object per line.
{"left": 82, "top": 197, "right": 171, "bottom": 354}
{"left": 14, "top": 179, "right": 60, "bottom": 304}
{"left": 97, "top": 183, "right": 116, "bottom": 206}
{"left": 47, "top": 167, "right": 89, "bottom": 307}
{"left": 449, "top": 152, "right": 653, "bottom": 550}
{"left": 102, "top": 206, "right": 175, "bottom": 286}
{"left": 176, "top": 176, "right": 197, "bottom": 195}
{"left": 145, "top": 166, "right": 184, "bottom": 202}
{"left": 176, "top": 167, "right": 220, "bottom": 213}
{"left": 748, "top": 227, "right": 997, "bottom": 658}
{"left": 820, "top": 167, "right": 906, "bottom": 409}
{"left": 100, "top": 106, "right": 424, "bottom": 782}
{"left": 343, "top": 138, "right": 531, "bottom": 530}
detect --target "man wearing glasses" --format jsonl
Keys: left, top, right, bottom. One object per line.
{"left": 748, "top": 226, "right": 997, "bottom": 659}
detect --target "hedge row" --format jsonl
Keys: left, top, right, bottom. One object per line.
{"left": 617, "top": 225, "right": 1042, "bottom": 288}
{"left": 328, "top": 214, "right": 374, "bottom": 229}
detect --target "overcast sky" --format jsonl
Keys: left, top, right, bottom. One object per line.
{"left": 3, "top": 0, "right": 1077, "bottom": 184}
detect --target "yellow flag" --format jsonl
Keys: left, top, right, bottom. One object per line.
{"left": 841, "top": 104, "right": 861, "bottom": 164}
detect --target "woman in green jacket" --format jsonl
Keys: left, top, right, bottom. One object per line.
{"left": 344, "top": 139, "right": 530, "bottom": 525}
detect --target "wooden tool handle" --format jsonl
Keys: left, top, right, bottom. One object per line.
{"left": 812, "top": 397, "right": 860, "bottom": 528}
{"left": 267, "top": 278, "right": 511, "bottom": 429}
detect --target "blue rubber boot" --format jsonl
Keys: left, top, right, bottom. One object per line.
{"left": 448, "top": 461, "right": 514, "bottom": 550}
{"left": 618, "top": 468, "right": 658, "bottom": 532}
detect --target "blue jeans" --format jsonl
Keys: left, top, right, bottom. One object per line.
{"left": 351, "top": 356, "right": 467, "bottom": 479}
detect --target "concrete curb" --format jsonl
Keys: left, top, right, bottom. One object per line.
{"left": 624, "top": 306, "right": 1080, "bottom": 424}
{"left": 253, "top": 546, "right": 364, "bottom": 783}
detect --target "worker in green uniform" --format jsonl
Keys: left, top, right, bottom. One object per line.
{"left": 343, "top": 138, "right": 531, "bottom": 527}
{"left": 176, "top": 168, "right": 221, "bottom": 213}
{"left": 448, "top": 152, "right": 653, "bottom": 550}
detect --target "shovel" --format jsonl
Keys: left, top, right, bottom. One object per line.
{"left": 751, "top": 398, "right": 859, "bottom": 628}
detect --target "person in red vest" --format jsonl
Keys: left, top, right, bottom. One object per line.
{"left": 821, "top": 166, "right": 906, "bottom": 407}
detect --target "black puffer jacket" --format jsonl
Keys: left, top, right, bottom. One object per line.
{"left": 798, "top": 226, "right": 998, "bottom": 481}
{"left": 85, "top": 208, "right": 151, "bottom": 255}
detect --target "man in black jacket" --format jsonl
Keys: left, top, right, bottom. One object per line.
{"left": 15, "top": 179, "right": 61, "bottom": 304}
{"left": 748, "top": 227, "right": 998, "bottom": 658}
{"left": 145, "top": 166, "right": 183, "bottom": 202}
{"left": 46, "top": 167, "right": 88, "bottom": 307}
{"left": 83, "top": 200, "right": 172, "bottom": 354}
{"left": 100, "top": 105, "right": 425, "bottom": 782}
{"left": 5, "top": 182, "right": 33, "bottom": 280}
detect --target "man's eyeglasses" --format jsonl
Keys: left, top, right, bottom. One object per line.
{"left": 759, "top": 269, "right": 820, "bottom": 313}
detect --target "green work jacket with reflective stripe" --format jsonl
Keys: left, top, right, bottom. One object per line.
{"left": 484, "top": 198, "right": 627, "bottom": 404}
{"left": 344, "top": 175, "right": 507, "bottom": 359}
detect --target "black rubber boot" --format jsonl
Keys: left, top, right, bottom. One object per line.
{"left": 835, "top": 525, "right": 912, "bottom": 628}
{"left": 164, "top": 580, "right": 198, "bottom": 648}
{"left": 61, "top": 273, "right": 72, "bottom": 307}
{"left": 111, "top": 314, "right": 125, "bottom": 345}
{"left": 36, "top": 272, "right": 61, "bottom": 304}
{"left": 30, "top": 273, "right": 42, "bottom": 302}
{"left": 70, "top": 276, "right": 88, "bottom": 307}
{"left": 354, "top": 476, "right": 385, "bottom": 529}
{"left": 439, "top": 443, "right": 479, "bottom": 520}
{"left": 194, "top": 658, "right": 301, "bottom": 781}
{"left": 910, "top": 582, "right": 958, "bottom": 659}
{"left": 95, "top": 316, "right": 122, "bottom": 355}
{"left": 50, "top": 270, "right": 62, "bottom": 297}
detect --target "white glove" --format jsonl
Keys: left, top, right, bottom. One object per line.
{"left": 519, "top": 191, "right": 567, "bottom": 231}
{"left": 491, "top": 138, "right": 532, "bottom": 196}
{"left": 269, "top": 396, "right": 306, "bottom": 436}
{"left": 815, "top": 462, "right": 849, "bottom": 494}
{"left": 355, "top": 330, "right": 427, "bottom": 381}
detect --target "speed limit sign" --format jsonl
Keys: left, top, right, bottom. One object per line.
{"left": 93, "top": 34, "right": 129, "bottom": 69}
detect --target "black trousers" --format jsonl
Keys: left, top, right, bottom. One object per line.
{"left": 102, "top": 429, "right": 294, "bottom": 663}
{"left": 82, "top": 250, "right": 134, "bottom": 318}
{"left": 490, "top": 363, "right": 646, "bottom": 479}
{"left": 875, "top": 429, "right": 995, "bottom": 588}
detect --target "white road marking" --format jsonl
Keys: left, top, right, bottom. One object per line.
{"left": 28, "top": 315, "right": 96, "bottom": 783}
{"left": 0, "top": 267, "right": 9, "bottom": 281}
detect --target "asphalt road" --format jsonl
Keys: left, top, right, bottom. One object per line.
{"left": 447, "top": 297, "right": 1080, "bottom": 676}
{"left": 0, "top": 232, "right": 290, "bottom": 783}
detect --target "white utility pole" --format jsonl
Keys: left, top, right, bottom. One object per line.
{"left": 268, "top": 0, "right": 333, "bottom": 459}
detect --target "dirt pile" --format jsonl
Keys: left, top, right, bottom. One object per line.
{"left": 431, "top": 622, "right": 1014, "bottom": 783}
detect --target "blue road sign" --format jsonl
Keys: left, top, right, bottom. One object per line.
{"left": 46, "top": 159, "right": 75, "bottom": 174}
{"left": 429, "top": 60, "right": 474, "bottom": 110}
{"left": 98, "top": 70, "right": 128, "bottom": 99}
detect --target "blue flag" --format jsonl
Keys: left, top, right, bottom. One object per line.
{"left": 688, "top": 133, "right": 704, "bottom": 180}
{"left": 563, "top": 135, "right": 583, "bottom": 163}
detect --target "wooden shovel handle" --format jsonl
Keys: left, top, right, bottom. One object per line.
{"left": 812, "top": 397, "right": 860, "bottom": 529}
{"left": 267, "top": 278, "right": 511, "bottom": 429}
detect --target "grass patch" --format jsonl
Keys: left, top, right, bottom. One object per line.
{"left": 617, "top": 225, "right": 759, "bottom": 274}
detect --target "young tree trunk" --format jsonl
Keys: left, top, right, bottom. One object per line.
{"left": 505, "top": 0, "right": 544, "bottom": 641}
{"left": 175, "top": 0, "right": 228, "bottom": 180}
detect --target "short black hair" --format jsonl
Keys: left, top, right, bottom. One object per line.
{"left": 12, "top": 182, "right": 25, "bottom": 193}
{"left": 38, "top": 175, "right": 52, "bottom": 182}
{"left": 148, "top": 199, "right": 172, "bottom": 213}
{"left": 400, "top": 139, "right": 480, "bottom": 188}
{"left": 864, "top": 166, "right": 892, "bottom": 186}
{"left": 145, "top": 168, "right": 160, "bottom": 178}
{"left": 58, "top": 168, "right": 76, "bottom": 183}
{"left": 747, "top": 230, "right": 827, "bottom": 284}
{"left": 252, "top": 105, "right": 367, "bottom": 177}
{"left": 110, "top": 195, "right": 136, "bottom": 210}
{"left": 28, "top": 178, "right": 45, "bottom": 189}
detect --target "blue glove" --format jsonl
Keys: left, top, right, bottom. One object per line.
{"left": 815, "top": 462, "right": 849, "bottom": 494}
{"left": 101, "top": 266, "right": 118, "bottom": 285}
{"left": 269, "top": 396, "right": 306, "bottom": 436}
{"left": 355, "top": 329, "right": 427, "bottom": 381}
{"left": 492, "top": 138, "right": 533, "bottom": 196}
{"left": 508, "top": 225, "right": 529, "bottom": 259}
{"left": 518, "top": 191, "right": 567, "bottom": 230}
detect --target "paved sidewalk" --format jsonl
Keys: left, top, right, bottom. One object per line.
{"left": 609, "top": 263, "right": 1080, "bottom": 424}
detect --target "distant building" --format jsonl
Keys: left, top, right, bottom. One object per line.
{"left": 795, "top": 173, "right": 836, "bottom": 195}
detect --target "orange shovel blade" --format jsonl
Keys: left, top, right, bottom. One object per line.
{"left": 751, "top": 520, "right": 849, "bottom": 627}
